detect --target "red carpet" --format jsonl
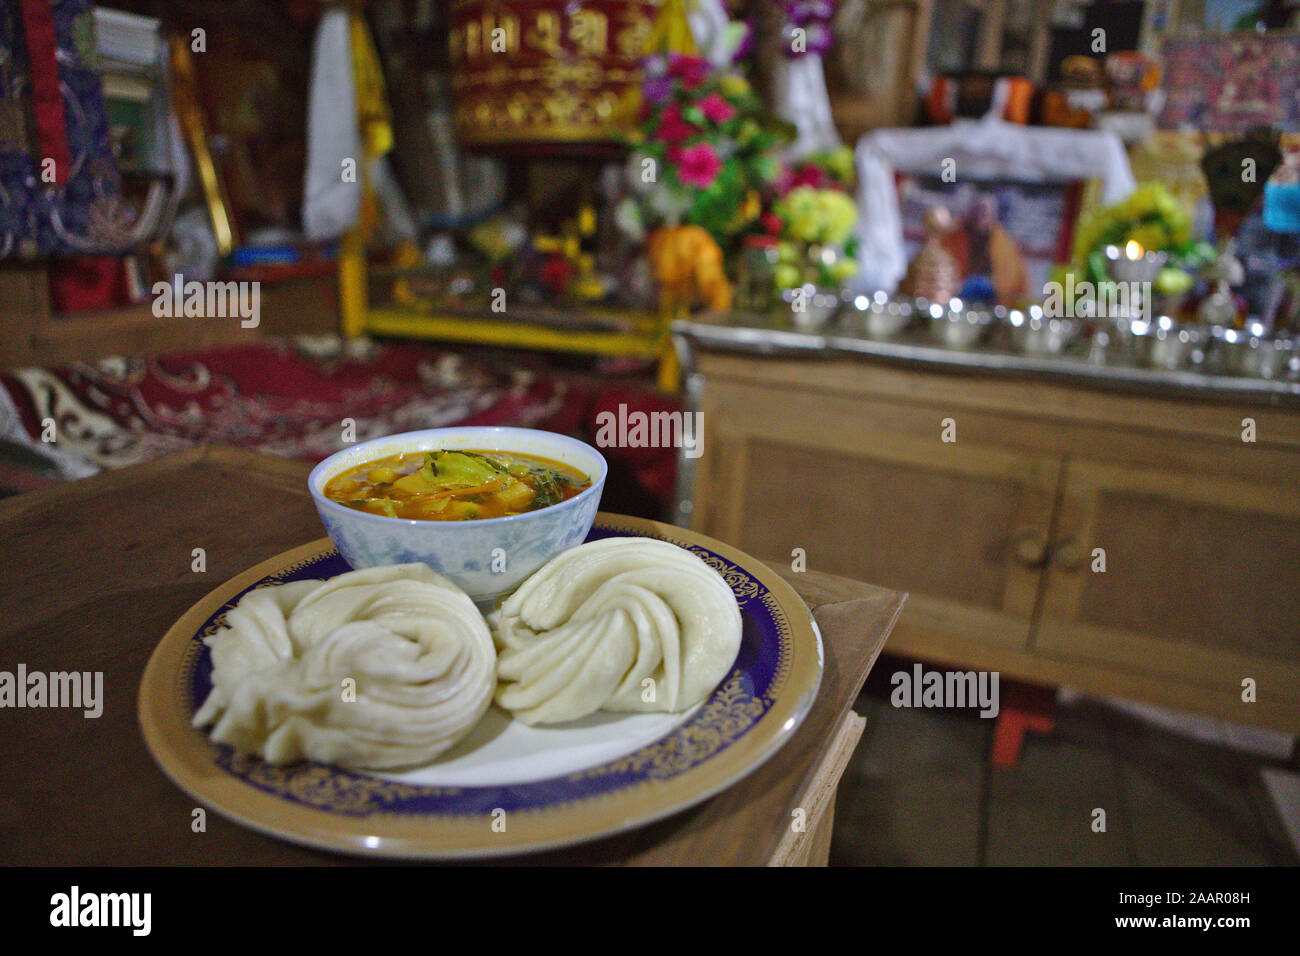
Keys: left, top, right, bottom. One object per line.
{"left": 0, "top": 336, "right": 678, "bottom": 517}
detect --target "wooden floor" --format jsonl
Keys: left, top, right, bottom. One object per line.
{"left": 832, "top": 657, "right": 1300, "bottom": 866}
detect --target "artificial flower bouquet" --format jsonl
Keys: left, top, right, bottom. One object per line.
{"left": 1063, "top": 181, "right": 1216, "bottom": 290}
{"left": 761, "top": 146, "right": 861, "bottom": 292}
{"left": 619, "top": 52, "right": 792, "bottom": 246}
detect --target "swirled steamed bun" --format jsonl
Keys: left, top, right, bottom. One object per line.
{"left": 193, "top": 564, "right": 496, "bottom": 770}
{"left": 490, "top": 537, "right": 742, "bottom": 724}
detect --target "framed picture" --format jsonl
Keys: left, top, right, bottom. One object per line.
{"left": 895, "top": 173, "right": 1085, "bottom": 297}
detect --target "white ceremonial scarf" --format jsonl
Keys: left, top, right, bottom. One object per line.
{"left": 303, "top": 8, "right": 361, "bottom": 241}
{"left": 773, "top": 54, "right": 843, "bottom": 160}
{"left": 850, "top": 120, "right": 1137, "bottom": 292}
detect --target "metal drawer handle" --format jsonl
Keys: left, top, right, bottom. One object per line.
{"left": 1052, "top": 536, "right": 1086, "bottom": 571}
{"left": 1012, "top": 528, "right": 1049, "bottom": 567}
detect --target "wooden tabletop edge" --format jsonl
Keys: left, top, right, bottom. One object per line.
{"left": 767, "top": 589, "right": 906, "bottom": 860}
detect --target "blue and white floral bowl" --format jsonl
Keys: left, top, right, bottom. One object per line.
{"left": 308, "top": 427, "right": 607, "bottom": 605}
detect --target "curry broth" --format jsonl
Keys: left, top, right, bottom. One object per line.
{"left": 323, "top": 449, "right": 590, "bottom": 521}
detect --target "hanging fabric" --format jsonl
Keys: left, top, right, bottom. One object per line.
{"left": 772, "top": 1, "right": 842, "bottom": 159}
{"left": 0, "top": 0, "right": 159, "bottom": 258}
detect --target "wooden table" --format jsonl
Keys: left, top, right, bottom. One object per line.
{"left": 0, "top": 446, "right": 903, "bottom": 865}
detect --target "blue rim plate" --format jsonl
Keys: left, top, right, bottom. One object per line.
{"left": 138, "top": 513, "right": 823, "bottom": 859}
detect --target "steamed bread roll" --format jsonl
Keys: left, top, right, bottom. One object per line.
{"left": 491, "top": 537, "right": 742, "bottom": 724}
{"left": 193, "top": 564, "right": 496, "bottom": 770}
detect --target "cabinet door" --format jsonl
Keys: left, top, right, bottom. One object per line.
{"left": 697, "top": 385, "right": 1061, "bottom": 651}
{"left": 1036, "top": 459, "right": 1300, "bottom": 727}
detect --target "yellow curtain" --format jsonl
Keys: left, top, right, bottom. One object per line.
{"left": 348, "top": 11, "right": 393, "bottom": 239}
{"left": 647, "top": 0, "right": 698, "bottom": 56}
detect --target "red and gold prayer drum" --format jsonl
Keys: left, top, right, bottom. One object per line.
{"left": 449, "top": 0, "right": 658, "bottom": 146}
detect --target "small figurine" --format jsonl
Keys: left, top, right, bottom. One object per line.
{"left": 1263, "top": 149, "right": 1300, "bottom": 235}
{"left": 903, "top": 205, "right": 960, "bottom": 304}
{"left": 1202, "top": 132, "right": 1282, "bottom": 240}
{"left": 1040, "top": 55, "right": 1108, "bottom": 128}
{"left": 960, "top": 194, "right": 1028, "bottom": 305}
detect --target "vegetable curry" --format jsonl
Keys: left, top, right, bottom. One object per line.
{"left": 323, "top": 450, "right": 590, "bottom": 520}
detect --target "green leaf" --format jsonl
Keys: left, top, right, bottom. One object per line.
{"left": 527, "top": 468, "right": 565, "bottom": 510}
{"left": 423, "top": 450, "right": 507, "bottom": 487}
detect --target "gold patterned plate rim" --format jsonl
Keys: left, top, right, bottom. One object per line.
{"left": 138, "top": 513, "right": 823, "bottom": 859}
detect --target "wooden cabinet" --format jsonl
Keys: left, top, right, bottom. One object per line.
{"left": 1036, "top": 459, "right": 1300, "bottom": 721}
{"left": 689, "top": 353, "right": 1300, "bottom": 733}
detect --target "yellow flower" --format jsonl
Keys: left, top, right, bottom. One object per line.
{"left": 1128, "top": 224, "right": 1167, "bottom": 252}
{"left": 719, "top": 74, "right": 750, "bottom": 98}
{"left": 829, "top": 258, "right": 859, "bottom": 281}
{"left": 774, "top": 186, "right": 858, "bottom": 245}
{"left": 817, "top": 190, "right": 858, "bottom": 246}
{"left": 826, "top": 146, "right": 855, "bottom": 183}
{"left": 773, "top": 263, "right": 801, "bottom": 289}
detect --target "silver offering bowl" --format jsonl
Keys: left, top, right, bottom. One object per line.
{"left": 1104, "top": 244, "right": 1169, "bottom": 285}
{"left": 781, "top": 285, "right": 840, "bottom": 331}
{"left": 842, "top": 291, "right": 915, "bottom": 339}
{"left": 1210, "top": 323, "right": 1297, "bottom": 379}
{"left": 1085, "top": 329, "right": 1114, "bottom": 365}
{"left": 1007, "top": 305, "right": 1080, "bottom": 355}
{"left": 927, "top": 298, "right": 994, "bottom": 349}
{"left": 1131, "top": 315, "right": 1204, "bottom": 371}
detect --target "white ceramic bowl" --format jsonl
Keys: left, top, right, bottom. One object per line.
{"left": 309, "top": 427, "right": 607, "bottom": 605}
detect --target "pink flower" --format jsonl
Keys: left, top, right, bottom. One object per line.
{"left": 667, "top": 53, "right": 710, "bottom": 89}
{"left": 698, "top": 92, "right": 736, "bottom": 124}
{"left": 790, "top": 165, "right": 828, "bottom": 190}
{"left": 655, "top": 104, "right": 697, "bottom": 144}
{"left": 676, "top": 142, "right": 722, "bottom": 189}
{"left": 774, "top": 162, "right": 828, "bottom": 195}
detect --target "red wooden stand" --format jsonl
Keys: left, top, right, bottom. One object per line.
{"left": 991, "top": 681, "right": 1057, "bottom": 768}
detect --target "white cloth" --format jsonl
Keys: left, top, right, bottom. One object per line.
{"left": 773, "top": 54, "right": 842, "bottom": 158}
{"left": 851, "top": 120, "right": 1137, "bottom": 292}
{"left": 369, "top": 155, "right": 417, "bottom": 244}
{"left": 0, "top": 384, "right": 99, "bottom": 479}
{"left": 302, "top": 9, "right": 361, "bottom": 241}
{"left": 687, "top": 0, "right": 734, "bottom": 68}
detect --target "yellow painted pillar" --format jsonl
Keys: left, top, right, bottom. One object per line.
{"left": 656, "top": 335, "right": 681, "bottom": 392}
{"left": 339, "top": 227, "right": 368, "bottom": 338}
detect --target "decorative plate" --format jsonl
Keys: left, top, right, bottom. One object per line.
{"left": 138, "top": 513, "right": 823, "bottom": 859}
